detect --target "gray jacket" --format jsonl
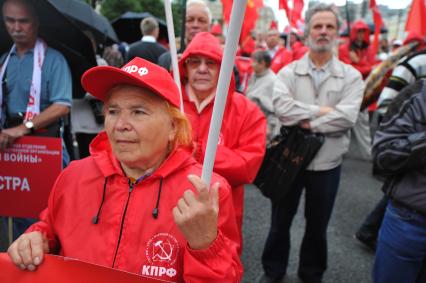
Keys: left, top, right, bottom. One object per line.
{"left": 246, "top": 69, "right": 279, "bottom": 142}
{"left": 273, "top": 54, "right": 364, "bottom": 170}
{"left": 374, "top": 79, "right": 426, "bottom": 213}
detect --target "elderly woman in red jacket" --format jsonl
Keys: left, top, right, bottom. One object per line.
{"left": 178, "top": 32, "right": 267, "bottom": 252}
{"left": 7, "top": 58, "right": 242, "bottom": 282}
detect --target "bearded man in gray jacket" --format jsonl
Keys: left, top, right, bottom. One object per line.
{"left": 258, "top": 3, "right": 364, "bottom": 283}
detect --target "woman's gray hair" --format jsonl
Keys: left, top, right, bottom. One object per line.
{"left": 304, "top": 3, "right": 341, "bottom": 39}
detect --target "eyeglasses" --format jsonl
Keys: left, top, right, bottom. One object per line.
{"left": 185, "top": 57, "right": 218, "bottom": 69}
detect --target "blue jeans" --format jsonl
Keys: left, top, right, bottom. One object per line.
{"left": 374, "top": 203, "right": 426, "bottom": 283}
{"left": 262, "top": 166, "right": 341, "bottom": 282}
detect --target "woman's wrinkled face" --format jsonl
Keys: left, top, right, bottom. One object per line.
{"left": 104, "top": 86, "right": 176, "bottom": 170}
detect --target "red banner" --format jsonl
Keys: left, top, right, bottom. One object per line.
{"left": 369, "top": 0, "right": 384, "bottom": 56}
{"left": 0, "top": 253, "right": 165, "bottom": 283}
{"left": 0, "top": 136, "right": 62, "bottom": 218}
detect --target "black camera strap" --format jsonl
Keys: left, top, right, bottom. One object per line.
{"left": 1, "top": 64, "right": 9, "bottom": 130}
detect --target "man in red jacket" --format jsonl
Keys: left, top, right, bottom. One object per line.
{"left": 339, "top": 20, "right": 374, "bottom": 161}
{"left": 290, "top": 31, "right": 309, "bottom": 60}
{"left": 266, "top": 29, "right": 294, "bottom": 73}
{"left": 178, "top": 32, "right": 267, "bottom": 252}
{"left": 338, "top": 20, "right": 376, "bottom": 79}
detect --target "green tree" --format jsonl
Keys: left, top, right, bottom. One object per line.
{"left": 100, "top": 0, "right": 141, "bottom": 21}
{"left": 171, "top": 0, "right": 183, "bottom": 37}
{"left": 99, "top": 0, "right": 184, "bottom": 36}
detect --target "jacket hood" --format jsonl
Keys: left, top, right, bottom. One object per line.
{"left": 178, "top": 31, "right": 236, "bottom": 95}
{"left": 350, "top": 20, "right": 370, "bottom": 45}
{"left": 89, "top": 131, "right": 196, "bottom": 179}
{"left": 179, "top": 32, "right": 223, "bottom": 73}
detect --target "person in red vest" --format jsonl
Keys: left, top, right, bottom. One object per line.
{"left": 266, "top": 29, "right": 293, "bottom": 73}
{"left": 338, "top": 20, "right": 376, "bottom": 79}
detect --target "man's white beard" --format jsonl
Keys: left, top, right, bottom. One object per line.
{"left": 307, "top": 36, "right": 336, "bottom": 53}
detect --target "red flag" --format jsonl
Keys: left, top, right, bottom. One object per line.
{"left": 279, "top": 0, "right": 304, "bottom": 28}
{"left": 221, "top": 0, "right": 263, "bottom": 43}
{"left": 369, "top": 0, "right": 384, "bottom": 56}
{"left": 405, "top": 0, "right": 426, "bottom": 38}
{"left": 221, "top": 0, "right": 232, "bottom": 23}
{"left": 279, "top": 0, "right": 291, "bottom": 20}
{"left": 290, "top": 0, "right": 304, "bottom": 27}
{"left": 222, "top": 0, "right": 263, "bottom": 42}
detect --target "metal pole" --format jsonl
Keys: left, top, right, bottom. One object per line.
{"left": 201, "top": 0, "right": 248, "bottom": 186}
{"left": 345, "top": 0, "right": 351, "bottom": 37}
{"left": 8, "top": 217, "right": 13, "bottom": 246}
{"left": 286, "top": 0, "right": 293, "bottom": 50}
{"left": 164, "top": 0, "right": 184, "bottom": 112}
{"left": 180, "top": 0, "right": 187, "bottom": 51}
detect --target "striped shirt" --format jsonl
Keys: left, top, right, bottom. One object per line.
{"left": 377, "top": 49, "right": 426, "bottom": 107}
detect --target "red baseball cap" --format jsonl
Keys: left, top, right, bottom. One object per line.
{"left": 81, "top": 57, "right": 180, "bottom": 108}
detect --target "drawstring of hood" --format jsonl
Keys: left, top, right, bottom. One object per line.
{"left": 92, "top": 177, "right": 108, "bottom": 224}
{"left": 92, "top": 175, "right": 164, "bottom": 224}
{"left": 152, "top": 177, "right": 163, "bottom": 219}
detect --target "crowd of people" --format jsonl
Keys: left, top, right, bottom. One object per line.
{"left": 1, "top": 0, "right": 426, "bottom": 282}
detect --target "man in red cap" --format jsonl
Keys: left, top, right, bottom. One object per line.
{"left": 178, "top": 32, "right": 267, "bottom": 253}
{"left": 7, "top": 57, "right": 243, "bottom": 282}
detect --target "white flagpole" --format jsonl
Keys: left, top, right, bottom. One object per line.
{"left": 201, "top": 0, "right": 248, "bottom": 186}
{"left": 164, "top": 0, "right": 184, "bottom": 112}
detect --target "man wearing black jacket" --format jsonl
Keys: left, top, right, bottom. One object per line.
{"left": 126, "top": 17, "right": 167, "bottom": 64}
{"left": 373, "top": 79, "right": 426, "bottom": 283}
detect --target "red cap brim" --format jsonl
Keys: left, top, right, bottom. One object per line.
{"left": 81, "top": 65, "right": 180, "bottom": 108}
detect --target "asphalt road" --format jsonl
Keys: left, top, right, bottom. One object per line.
{"left": 241, "top": 157, "right": 383, "bottom": 283}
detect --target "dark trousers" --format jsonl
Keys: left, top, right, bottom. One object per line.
{"left": 76, "top": 133, "right": 97, "bottom": 159}
{"left": 356, "top": 195, "right": 388, "bottom": 241}
{"left": 1, "top": 217, "right": 37, "bottom": 243}
{"left": 262, "top": 166, "right": 341, "bottom": 282}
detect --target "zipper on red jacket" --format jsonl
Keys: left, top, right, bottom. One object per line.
{"left": 195, "top": 111, "right": 202, "bottom": 161}
{"left": 112, "top": 180, "right": 134, "bottom": 268}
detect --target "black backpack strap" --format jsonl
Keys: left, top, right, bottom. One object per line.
{"left": 0, "top": 53, "right": 7, "bottom": 67}
{"left": 1, "top": 53, "right": 9, "bottom": 129}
